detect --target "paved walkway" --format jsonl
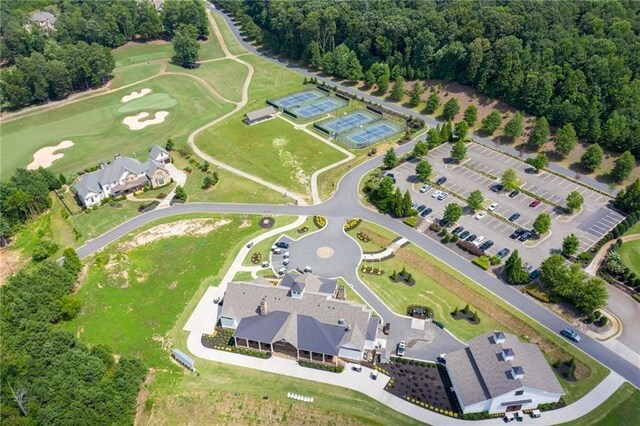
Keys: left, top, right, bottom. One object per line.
{"left": 362, "top": 237, "right": 408, "bottom": 260}
{"left": 585, "top": 234, "right": 640, "bottom": 275}
{"left": 157, "top": 163, "right": 187, "bottom": 209}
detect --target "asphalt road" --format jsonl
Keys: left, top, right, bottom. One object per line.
{"left": 75, "top": 5, "right": 639, "bottom": 389}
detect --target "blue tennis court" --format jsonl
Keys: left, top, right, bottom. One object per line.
{"left": 343, "top": 120, "right": 404, "bottom": 148}
{"left": 269, "top": 90, "right": 325, "bottom": 110}
{"left": 316, "top": 110, "right": 378, "bottom": 134}
{"left": 289, "top": 98, "right": 347, "bottom": 119}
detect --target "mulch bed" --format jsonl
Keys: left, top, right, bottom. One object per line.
{"left": 296, "top": 226, "right": 309, "bottom": 234}
{"left": 382, "top": 361, "right": 461, "bottom": 414}
{"left": 259, "top": 217, "right": 275, "bottom": 229}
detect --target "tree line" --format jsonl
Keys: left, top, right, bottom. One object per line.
{"left": 0, "top": 0, "right": 208, "bottom": 109}
{"left": 218, "top": 0, "right": 640, "bottom": 157}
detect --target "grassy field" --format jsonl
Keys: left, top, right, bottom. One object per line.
{"left": 168, "top": 60, "right": 248, "bottom": 103}
{"left": 618, "top": 239, "right": 640, "bottom": 275}
{"left": 112, "top": 42, "right": 174, "bottom": 67}
{"left": 623, "top": 221, "right": 640, "bottom": 236}
{"left": 110, "top": 63, "right": 162, "bottom": 89}
{"left": 1, "top": 75, "right": 233, "bottom": 180}
{"left": 197, "top": 116, "right": 346, "bottom": 195}
{"left": 70, "top": 200, "right": 144, "bottom": 242}
{"left": 559, "top": 383, "right": 640, "bottom": 426}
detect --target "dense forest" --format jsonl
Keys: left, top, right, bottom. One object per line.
{"left": 0, "top": 0, "right": 208, "bottom": 110}
{"left": 218, "top": 0, "right": 640, "bottom": 157}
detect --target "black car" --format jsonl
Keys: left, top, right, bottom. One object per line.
{"left": 491, "top": 183, "right": 504, "bottom": 193}
{"left": 518, "top": 231, "right": 533, "bottom": 241}
{"left": 509, "top": 190, "right": 520, "bottom": 198}
{"left": 452, "top": 226, "right": 464, "bottom": 235}
{"left": 529, "top": 269, "right": 541, "bottom": 280}
{"left": 459, "top": 230, "right": 470, "bottom": 239}
{"left": 480, "top": 240, "right": 494, "bottom": 250}
{"left": 420, "top": 208, "right": 433, "bottom": 217}
{"left": 466, "top": 234, "right": 477, "bottom": 242}
{"left": 496, "top": 248, "right": 511, "bottom": 259}
{"left": 439, "top": 218, "right": 452, "bottom": 227}
{"left": 417, "top": 204, "right": 427, "bottom": 212}
{"left": 510, "top": 228, "right": 525, "bottom": 239}
{"left": 436, "top": 176, "right": 447, "bottom": 185}
{"left": 275, "top": 241, "right": 290, "bottom": 249}
{"left": 508, "top": 213, "right": 521, "bottom": 222}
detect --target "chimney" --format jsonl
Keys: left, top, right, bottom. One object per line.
{"left": 501, "top": 348, "right": 515, "bottom": 361}
{"left": 510, "top": 366, "right": 525, "bottom": 380}
{"left": 335, "top": 285, "right": 346, "bottom": 300}
{"left": 493, "top": 331, "right": 506, "bottom": 344}
{"left": 259, "top": 299, "right": 267, "bottom": 315}
{"left": 114, "top": 153, "right": 121, "bottom": 160}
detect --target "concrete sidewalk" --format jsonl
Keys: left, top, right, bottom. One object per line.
{"left": 362, "top": 237, "right": 408, "bottom": 260}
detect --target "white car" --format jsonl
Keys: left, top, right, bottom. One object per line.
{"left": 489, "top": 203, "right": 499, "bottom": 211}
{"left": 431, "top": 190, "right": 442, "bottom": 199}
{"left": 397, "top": 340, "right": 406, "bottom": 356}
{"left": 272, "top": 247, "right": 282, "bottom": 254}
{"left": 473, "top": 236, "right": 486, "bottom": 246}
{"left": 419, "top": 184, "right": 431, "bottom": 193}
{"left": 437, "top": 192, "right": 449, "bottom": 201}
{"left": 261, "top": 261, "right": 269, "bottom": 268}
{"left": 283, "top": 251, "right": 290, "bottom": 258}
{"left": 304, "top": 266, "right": 312, "bottom": 273}
{"left": 475, "top": 211, "right": 487, "bottom": 219}
{"left": 278, "top": 267, "right": 286, "bottom": 275}
{"left": 283, "top": 259, "right": 290, "bottom": 266}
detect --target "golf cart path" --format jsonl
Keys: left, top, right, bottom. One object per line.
{"left": 585, "top": 234, "right": 640, "bottom": 276}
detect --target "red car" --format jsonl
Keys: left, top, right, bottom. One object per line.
{"left": 529, "top": 199, "right": 541, "bottom": 208}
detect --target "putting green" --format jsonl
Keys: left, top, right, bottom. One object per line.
{"left": 117, "top": 93, "right": 177, "bottom": 113}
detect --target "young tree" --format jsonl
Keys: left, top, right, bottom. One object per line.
{"left": 391, "top": 188, "right": 403, "bottom": 217}
{"left": 504, "top": 112, "right": 524, "bottom": 140}
{"left": 481, "top": 110, "right": 502, "bottom": 134}
{"left": 401, "top": 190, "right": 413, "bottom": 217}
{"left": 415, "top": 161, "right": 432, "bottom": 182}
{"left": 172, "top": 26, "right": 200, "bottom": 68}
{"left": 528, "top": 117, "right": 550, "bottom": 149}
{"left": 566, "top": 190, "right": 584, "bottom": 213}
{"left": 174, "top": 185, "right": 187, "bottom": 201}
{"left": 427, "top": 128, "right": 442, "bottom": 147}
{"left": 440, "top": 121, "right": 453, "bottom": 142}
{"left": 533, "top": 213, "right": 552, "bottom": 234}
{"left": 424, "top": 93, "right": 440, "bottom": 114}
{"left": 454, "top": 120, "right": 469, "bottom": 141}
{"left": 364, "top": 69, "right": 376, "bottom": 86}
{"left": 580, "top": 144, "right": 603, "bottom": 171}
{"left": 443, "top": 202, "right": 463, "bottom": 223}
{"left": 408, "top": 81, "right": 423, "bottom": 107}
{"left": 614, "top": 178, "right": 640, "bottom": 213}
{"left": 450, "top": 139, "right": 467, "bottom": 163}
{"left": 390, "top": 75, "right": 405, "bottom": 101}
{"left": 555, "top": 123, "right": 578, "bottom": 157}
{"left": 412, "top": 140, "right": 429, "bottom": 158}
{"left": 377, "top": 71, "right": 390, "bottom": 92}
{"left": 561, "top": 234, "right": 580, "bottom": 258}
{"left": 611, "top": 151, "right": 636, "bottom": 182}
{"left": 165, "top": 138, "right": 174, "bottom": 151}
{"left": 525, "top": 153, "right": 548, "bottom": 172}
{"left": 505, "top": 250, "right": 529, "bottom": 285}
{"left": 346, "top": 54, "right": 363, "bottom": 81}
{"left": 501, "top": 168, "right": 519, "bottom": 190}
{"left": 467, "top": 190, "right": 484, "bottom": 212}
{"left": 463, "top": 105, "right": 478, "bottom": 126}
{"left": 383, "top": 148, "right": 398, "bottom": 169}
{"left": 442, "top": 98, "right": 460, "bottom": 120}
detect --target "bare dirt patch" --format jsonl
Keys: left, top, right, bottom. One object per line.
{"left": 0, "top": 249, "right": 26, "bottom": 285}
{"left": 27, "top": 140, "right": 74, "bottom": 169}
{"left": 119, "top": 219, "right": 231, "bottom": 250}
{"left": 123, "top": 111, "right": 169, "bottom": 130}
{"left": 135, "top": 368, "right": 156, "bottom": 426}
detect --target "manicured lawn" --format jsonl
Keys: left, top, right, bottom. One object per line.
{"left": 558, "top": 383, "right": 640, "bottom": 426}
{"left": 347, "top": 220, "right": 400, "bottom": 253}
{"left": 1, "top": 75, "right": 233, "bottom": 180}
{"left": 618, "top": 239, "right": 640, "bottom": 276}
{"left": 233, "top": 271, "right": 254, "bottom": 281}
{"left": 623, "top": 221, "right": 640, "bottom": 236}
{"left": 112, "top": 41, "right": 174, "bottom": 67}
{"left": 70, "top": 200, "right": 142, "bottom": 242}
{"left": 197, "top": 116, "right": 346, "bottom": 195}
{"left": 197, "top": 18, "right": 226, "bottom": 61}
{"left": 167, "top": 59, "right": 248, "bottom": 103}
{"left": 109, "top": 63, "right": 161, "bottom": 89}
{"left": 211, "top": 12, "right": 247, "bottom": 56}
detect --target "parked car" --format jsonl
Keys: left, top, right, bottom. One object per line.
{"left": 510, "top": 228, "right": 526, "bottom": 239}
{"left": 352, "top": 365, "right": 362, "bottom": 372}
{"left": 431, "top": 190, "right": 443, "bottom": 199}
{"left": 518, "top": 231, "right": 533, "bottom": 242}
{"left": 411, "top": 201, "right": 419, "bottom": 209}
{"left": 438, "top": 218, "right": 452, "bottom": 227}
{"left": 503, "top": 412, "right": 515, "bottom": 423}
{"left": 466, "top": 233, "right": 477, "bottom": 242}
{"left": 420, "top": 208, "right": 433, "bottom": 217}
{"left": 491, "top": 183, "right": 504, "bottom": 193}
{"left": 282, "top": 259, "right": 290, "bottom": 266}
{"left": 278, "top": 267, "right": 286, "bottom": 275}
{"left": 283, "top": 251, "right": 290, "bottom": 258}
{"left": 383, "top": 172, "right": 396, "bottom": 183}
{"left": 303, "top": 266, "right": 312, "bottom": 273}
{"left": 509, "top": 190, "right": 520, "bottom": 198}
{"left": 515, "top": 411, "right": 525, "bottom": 422}
{"left": 508, "top": 213, "right": 521, "bottom": 221}
{"left": 383, "top": 322, "right": 391, "bottom": 335}
{"left": 480, "top": 240, "right": 494, "bottom": 250}
{"left": 522, "top": 262, "right": 533, "bottom": 272}
{"left": 459, "top": 231, "right": 470, "bottom": 239}
{"left": 561, "top": 328, "right": 581, "bottom": 342}
{"left": 472, "top": 236, "right": 486, "bottom": 246}
{"left": 529, "top": 268, "right": 541, "bottom": 280}
{"left": 397, "top": 341, "right": 406, "bottom": 357}
{"left": 417, "top": 204, "right": 427, "bottom": 212}
{"left": 261, "top": 261, "right": 270, "bottom": 268}
{"left": 272, "top": 247, "right": 282, "bottom": 254}
{"left": 529, "top": 199, "right": 541, "bottom": 208}
{"left": 496, "top": 248, "right": 511, "bottom": 259}
{"left": 475, "top": 210, "right": 487, "bottom": 220}
{"left": 371, "top": 370, "right": 379, "bottom": 380}
{"left": 530, "top": 409, "right": 541, "bottom": 419}
{"left": 419, "top": 184, "right": 432, "bottom": 193}
{"left": 274, "top": 241, "right": 290, "bottom": 249}
{"left": 489, "top": 203, "right": 499, "bottom": 211}
{"left": 525, "top": 167, "right": 536, "bottom": 173}
{"left": 437, "top": 192, "right": 449, "bottom": 201}
{"left": 436, "top": 176, "right": 447, "bottom": 185}
{"left": 246, "top": 242, "right": 254, "bottom": 248}
{"left": 452, "top": 226, "right": 464, "bottom": 235}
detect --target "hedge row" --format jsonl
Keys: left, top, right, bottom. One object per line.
{"left": 592, "top": 211, "right": 639, "bottom": 252}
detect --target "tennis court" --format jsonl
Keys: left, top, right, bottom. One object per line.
{"left": 268, "top": 89, "right": 325, "bottom": 110}
{"left": 315, "top": 110, "right": 379, "bottom": 135}
{"left": 288, "top": 97, "right": 348, "bottom": 119}
{"left": 342, "top": 120, "right": 404, "bottom": 148}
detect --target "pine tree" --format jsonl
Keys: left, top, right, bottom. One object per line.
{"left": 505, "top": 250, "right": 529, "bottom": 284}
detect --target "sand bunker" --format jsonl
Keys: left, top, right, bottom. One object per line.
{"left": 123, "top": 111, "right": 169, "bottom": 130}
{"left": 119, "top": 219, "right": 231, "bottom": 250}
{"left": 27, "top": 140, "right": 74, "bottom": 170}
{"left": 122, "top": 88, "right": 151, "bottom": 103}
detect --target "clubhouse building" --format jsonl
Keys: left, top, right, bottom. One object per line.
{"left": 74, "top": 145, "right": 171, "bottom": 208}
{"left": 445, "top": 331, "right": 564, "bottom": 414}
{"left": 218, "top": 272, "right": 379, "bottom": 364}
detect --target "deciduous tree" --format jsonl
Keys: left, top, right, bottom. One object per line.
{"left": 566, "top": 190, "right": 584, "bottom": 213}
{"left": 442, "top": 98, "right": 460, "bottom": 120}
{"left": 501, "top": 168, "right": 519, "bottom": 190}
{"left": 383, "top": 148, "right": 398, "bottom": 169}
{"left": 416, "top": 161, "right": 432, "bottom": 182}
{"left": 424, "top": 93, "right": 440, "bottom": 114}
{"left": 463, "top": 105, "right": 478, "bottom": 126}
{"left": 481, "top": 110, "right": 502, "bottom": 134}
{"left": 555, "top": 123, "right": 578, "bottom": 158}
{"left": 467, "top": 190, "right": 484, "bottom": 212}
{"left": 580, "top": 144, "right": 604, "bottom": 171}
{"left": 451, "top": 139, "right": 467, "bottom": 163}
{"left": 561, "top": 234, "right": 579, "bottom": 258}
{"left": 611, "top": 151, "right": 636, "bottom": 182}
{"left": 504, "top": 112, "right": 524, "bottom": 139}
{"left": 533, "top": 213, "right": 552, "bottom": 234}
{"left": 528, "top": 117, "right": 550, "bottom": 149}
{"left": 443, "top": 202, "right": 463, "bottom": 223}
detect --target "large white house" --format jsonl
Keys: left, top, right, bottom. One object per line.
{"left": 445, "top": 331, "right": 564, "bottom": 414}
{"left": 74, "top": 145, "right": 171, "bottom": 208}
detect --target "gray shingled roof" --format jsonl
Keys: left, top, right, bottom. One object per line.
{"left": 246, "top": 106, "right": 276, "bottom": 121}
{"left": 447, "top": 331, "right": 564, "bottom": 406}
{"left": 280, "top": 272, "right": 337, "bottom": 295}
{"left": 30, "top": 11, "right": 56, "bottom": 24}
{"left": 366, "top": 317, "right": 379, "bottom": 341}
{"left": 234, "top": 311, "right": 290, "bottom": 343}
{"left": 149, "top": 145, "right": 169, "bottom": 161}
{"left": 297, "top": 314, "right": 346, "bottom": 355}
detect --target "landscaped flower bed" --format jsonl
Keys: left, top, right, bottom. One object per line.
{"left": 361, "top": 265, "right": 384, "bottom": 275}
{"left": 314, "top": 215, "right": 326, "bottom": 228}
{"left": 299, "top": 360, "right": 344, "bottom": 373}
{"left": 389, "top": 267, "right": 415, "bottom": 286}
{"left": 296, "top": 225, "right": 309, "bottom": 234}
{"left": 357, "top": 231, "right": 370, "bottom": 242}
{"left": 202, "top": 329, "right": 271, "bottom": 359}
{"left": 251, "top": 252, "right": 262, "bottom": 264}
{"left": 344, "top": 218, "right": 362, "bottom": 231}
{"left": 450, "top": 304, "right": 481, "bottom": 325}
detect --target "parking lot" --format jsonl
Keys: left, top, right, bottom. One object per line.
{"left": 388, "top": 142, "right": 625, "bottom": 269}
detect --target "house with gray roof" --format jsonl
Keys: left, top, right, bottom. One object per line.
{"left": 28, "top": 11, "right": 56, "bottom": 32}
{"left": 244, "top": 106, "right": 276, "bottom": 125}
{"left": 219, "top": 272, "right": 379, "bottom": 364}
{"left": 74, "top": 145, "right": 171, "bottom": 208}
{"left": 445, "top": 331, "right": 564, "bottom": 414}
